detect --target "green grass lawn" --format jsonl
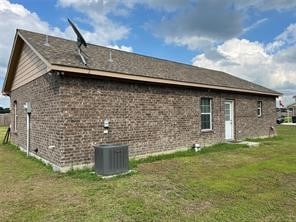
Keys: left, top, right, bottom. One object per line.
{"left": 0, "top": 126, "right": 295, "bottom": 221}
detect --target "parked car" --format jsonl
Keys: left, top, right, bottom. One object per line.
{"left": 277, "top": 116, "right": 285, "bottom": 124}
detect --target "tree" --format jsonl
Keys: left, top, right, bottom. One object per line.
{"left": 0, "top": 107, "right": 10, "bottom": 114}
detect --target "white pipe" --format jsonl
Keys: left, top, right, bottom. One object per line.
{"left": 26, "top": 113, "right": 30, "bottom": 156}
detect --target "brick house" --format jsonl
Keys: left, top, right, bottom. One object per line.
{"left": 2, "top": 30, "right": 281, "bottom": 172}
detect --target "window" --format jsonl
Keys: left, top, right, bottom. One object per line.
{"left": 257, "top": 101, "right": 262, "bottom": 117}
{"left": 201, "top": 98, "right": 212, "bottom": 130}
{"left": 13, "top": 101, "right": 17, "bottom": 132}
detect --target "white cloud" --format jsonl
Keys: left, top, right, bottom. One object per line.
{"left": 135, "top": 0, "right": 190, "bottom": 11}
{"left": 108, "top": 45, "right": 133, "bottom": 52}
{"left": 276, "top": 23, "right": 296, "bottom": 44}
{"left": 243, "top": 18, "right": 268, "bottom": 33}
{"left": 236, "top": 0, "right": 296, "bottom": 11}
{"left": 164, "top": 36, "right": 214, "bottom": 51}
{"left": 58, "top": 0, "right": 131, "bottom": 14}
{"left": 59, "top": 0, "right": 190, "bottom": 13}
{"left": 57, "top": 0, "right": 130, "bottom": 45}
{"left": 147, "top": 0, "right": 296, "bottom": 50}
{"left": 266, "top": 23, "right": 296, "bottom": 53}
{"left": 192, "top": 24, "right": 296, "bottom": 106}
{"left": 0, "top": 94, "right": 9, "bottom": 108}
{"left": 154, "top": 0, "right": 242, "bottom": 50}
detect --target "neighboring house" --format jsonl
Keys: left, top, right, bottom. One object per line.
{"left": 287, "top": 96, "right": 296, "bottom": 116}
{"left": 2, "top": 30, "right": 281, "bottom": 172}
{"left": 287, "top": 103, "right": 296, "bottom": 116}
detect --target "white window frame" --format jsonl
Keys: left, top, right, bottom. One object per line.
{"left": 13, "top": 101, "right": 18, "bottom": 132}
{"left": 201, "top": 98, "right": 213, "bottom": 131}
{"left": 257, "top": 101, "right": 262, "bottom": 117}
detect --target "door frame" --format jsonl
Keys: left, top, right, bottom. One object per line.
{"left": 224, "top": 100, "right": 234, "bottom": 140}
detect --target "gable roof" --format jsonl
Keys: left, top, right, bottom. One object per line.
{"left": 288, "top": 102, "right": 296, "bottom": 108}
{"left": 3, "top": 29, "right": 281, "bottom": 96}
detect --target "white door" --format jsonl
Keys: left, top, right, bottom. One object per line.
{"left": 224, "top": 100, "right": 234, "bottom": 140}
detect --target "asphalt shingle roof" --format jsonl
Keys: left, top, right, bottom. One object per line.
{"left": 18, "top": 29, "right": 280, "bottom": 96}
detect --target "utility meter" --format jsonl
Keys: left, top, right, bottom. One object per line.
{"left": 24, "top": 102, "right": 32, "bottom": 114}
{"left": 104, "top": 119, "right": 109, "bottom": 128}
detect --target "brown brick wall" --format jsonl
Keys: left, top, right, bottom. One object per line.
{"left": 234, "top": 95, "right": 276, "bottom": 139}
{"left": 58, "top": 74, "right": 276, "bottom": 166}
{"left": 10, "top": 74, "right": 277, "bottom": 168}
{"left": 10, "top": 74, "right": 63, "bottom": 166}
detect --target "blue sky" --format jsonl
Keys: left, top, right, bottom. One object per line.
{"left": 0, "top": 0, "right": 296, "bottom": 107}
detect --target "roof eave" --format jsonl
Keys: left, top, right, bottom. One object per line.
{"left": 2, "top": 30, "right": 22, "bottom": 95}
{"left": 49, "top": 64, "right": 282, "bottom": 97}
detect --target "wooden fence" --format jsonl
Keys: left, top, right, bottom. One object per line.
{"left": 0, "top": 113, "right": 10, "bottom": 126}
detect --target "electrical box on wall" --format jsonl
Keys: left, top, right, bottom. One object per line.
{"left": 24, "top": 102, "right": 32, "bottom": 114}
{"left": 104, "top": 119, "right": 109, "bottom": 128}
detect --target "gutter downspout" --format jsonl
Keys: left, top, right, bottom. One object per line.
{"left": 26, "top": 112, "right": 30, "bottom": 156}
{"left": 24, "top": 102, "right": 32, "bottom": 156}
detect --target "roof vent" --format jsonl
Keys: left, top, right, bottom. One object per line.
{"left": 44, "top": 35, "right": 50, "bottom": 46}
